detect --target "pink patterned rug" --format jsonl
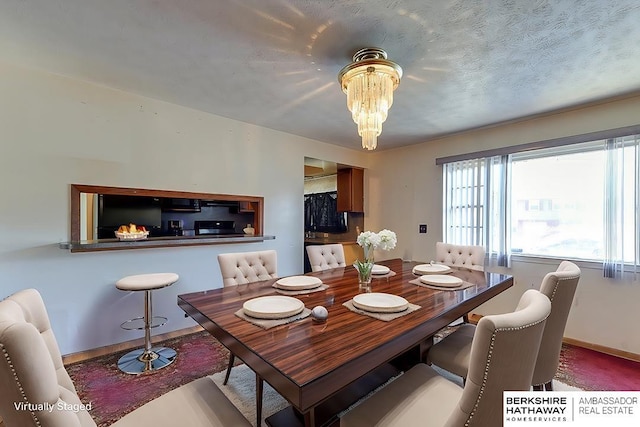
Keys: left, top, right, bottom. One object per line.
{"left": 66, "top": 332, "right": 640, "bottom": 426}
{"left": 556, "top": 343, "right": 640, "bottom": 391}
{"left": 66, "top": 331, "right": 230, "bottom": 427}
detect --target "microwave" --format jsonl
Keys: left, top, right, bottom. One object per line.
{"left": 161, "top": 198, "right": 201, "bottom": 212}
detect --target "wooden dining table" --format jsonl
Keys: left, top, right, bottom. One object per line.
{"left": 177, "top": 258, "right": 513, "bottom": 427}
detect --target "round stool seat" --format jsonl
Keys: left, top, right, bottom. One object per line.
{"left": 116, "top": 272, "right": 179, "bottom": 374}
{"left": 116, "top": 272, "right": 179, "bottom": 292}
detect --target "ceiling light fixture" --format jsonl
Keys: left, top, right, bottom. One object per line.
{"left": 338, "top": 48, "right": 402, "bottom": 150}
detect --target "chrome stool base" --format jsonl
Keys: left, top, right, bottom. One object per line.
{"left": 115, "top": 273, "right": 180, "bottom": 375}
{"left": 120, "top": 315, "right": 168, "bottom": 331}
{"left": 117, "top": 346, "right": 177, "bottom": 374}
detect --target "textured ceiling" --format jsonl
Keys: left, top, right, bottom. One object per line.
{"left": 2, "top": 0, "right": 640, "bottom": 151}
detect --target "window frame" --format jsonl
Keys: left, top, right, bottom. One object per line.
{"left": 439, "top": 126, "right": 640, "bottom": 273}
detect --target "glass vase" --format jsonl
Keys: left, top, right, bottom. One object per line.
{"left": 357, "top": 260, "right": 373, "bottom": 292}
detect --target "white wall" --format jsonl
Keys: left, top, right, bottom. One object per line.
{"left": 367, "top": 95, "right": 640, "bottom": 355}
{"left": 3, "top": 60, "right": 639, "bottom": 357}
{"left": 0, "top": 62, "right": 366, "bottom": 355}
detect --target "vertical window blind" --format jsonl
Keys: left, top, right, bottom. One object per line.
{"left": 441, "top": 128, "right": 640, "bottom": 279}
{"left": 443, "top": 156, "right": 510, "bottom": 267}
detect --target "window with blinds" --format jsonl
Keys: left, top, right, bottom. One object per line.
{"left": 441, "top": 129, "right": 640, "bottom": 278}
{"left": 442, "top": 158, "right": 486, "bottom": 246}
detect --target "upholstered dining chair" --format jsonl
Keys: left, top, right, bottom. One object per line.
{"left": 434, "top": 242, "right": 486, "bottom": 324}
{"left": 306, "top": 243, "right": 347, "bottom": 272}
{"left": 217, "top": 249, "right": 278, "bottom": 287}
{"left": 427, "top": 260, "right": 581, "bottom": 391}
{"left": 435, "top": 242, "right": 486, "bottom": 272}
{"left": 532, "top": 261, "right": 581, "bottom": 390}
{"left": 0, "top": 288, "right": 251, "bottom": 427}
{"left": 217, "top": 249, "right": 278, "bottom": 426}
{"left": 341, "top": 289, "right": 551, "bottom": 427}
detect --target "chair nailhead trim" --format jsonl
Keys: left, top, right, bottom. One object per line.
{"left": 1, "top": 344, "right": 42, "bottom": 426}
{"left": 549, "top": 275, "right": 579, "bottom": 302}
{"left": 464, "top": 316, "right": 549, "bottom": 426}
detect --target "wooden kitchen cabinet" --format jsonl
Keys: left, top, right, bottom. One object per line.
{"left": 343, "top": 242, "right": 364, "bottom": 264}
{"left": 239, "top": 201, "right": 255, "bottom": 212}
{"left": 337, "top": 168, "right": 364, "bottom": 212}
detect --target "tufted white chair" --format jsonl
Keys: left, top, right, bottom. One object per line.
{"left": 435, "top": 242, "right": 485, "bottom": 272}
{"left": 341, "top": 289, "right": 551, "bottom": 427}
{"left": 217, "top": 249, "right": 278, "bottom": 287}
{"left": 427, "top": 261, "right": 581, "bottom": 391}
{"left": 0, "top": 289, "right": 251, "bottom": 427}
{"left": 216, "top": 249, "right": 278, "bottom": 426}
{"left": 306, "top": 244, "right": 347, "bottom": 272}
{"left": 532, "top": 261, "right": 581, "bottom": 390}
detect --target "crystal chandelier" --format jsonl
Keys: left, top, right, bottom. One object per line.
{"left": 338, "top": 48, "right": 402, "bottom": 150}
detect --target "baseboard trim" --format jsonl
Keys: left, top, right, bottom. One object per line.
{"left": 62, "top": 325, "right": 204, "bottom": 365}
{"left": 562, "top": 337, "right": 640, "bottom": 363}
{"left": 468, "top": 313, "right": 640, "bottom": 363}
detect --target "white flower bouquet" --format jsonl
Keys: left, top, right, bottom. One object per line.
{"left": 355, "top": 229, "right": 397, "bottom": 283}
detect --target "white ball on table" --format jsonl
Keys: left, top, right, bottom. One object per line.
{"left": 311, "top": 305, "right": 328, "bottom": 322}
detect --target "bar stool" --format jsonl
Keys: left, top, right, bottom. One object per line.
{"left": 116, "top": 272, "right": 179, "bottom": 374}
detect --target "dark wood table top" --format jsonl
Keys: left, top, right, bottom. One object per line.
{"left": 178, "top": 259, "right": 513, "bottom": 415}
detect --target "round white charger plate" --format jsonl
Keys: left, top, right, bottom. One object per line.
{"left": 419, "top": 274, "right": 463, "bottom": 288}
{"left": 274, "top": 276, "right": 322, "bottom": 290}
{"left": 352, "top": 293, "right": 409, "bottom": 313}
{"left": 243, "top": 296, "right": 305, "bottom": 319}
{"left": 413, "top": 263, "right": 452, "bottom": 275}
{"left": 371, "top": 264, "right": 391, "bottom": 275}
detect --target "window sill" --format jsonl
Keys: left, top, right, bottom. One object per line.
{"left": 509, "top": 254, "right": 603, "bottom": 271}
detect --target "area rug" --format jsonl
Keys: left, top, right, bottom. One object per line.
{"left": 212, "top": 364, "right": 582, "bottom": 427}
{"left": 211, "top": 363, "right": 404, "bottom": 427}
{"left": 210, "top": 364, "right": 289, "bottom": 427}
{"left": 556, "top": 343, "right": 640, "bottom": 391}
{"left": 66, "top": 331, "right": 230, "bottom": 427}
{"left": 67, "top": 331, "right": 638, "bottom": 426}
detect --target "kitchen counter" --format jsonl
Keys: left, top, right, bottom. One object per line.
{"left": 60, "top": 234, "right": 275, "bottom": 253}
